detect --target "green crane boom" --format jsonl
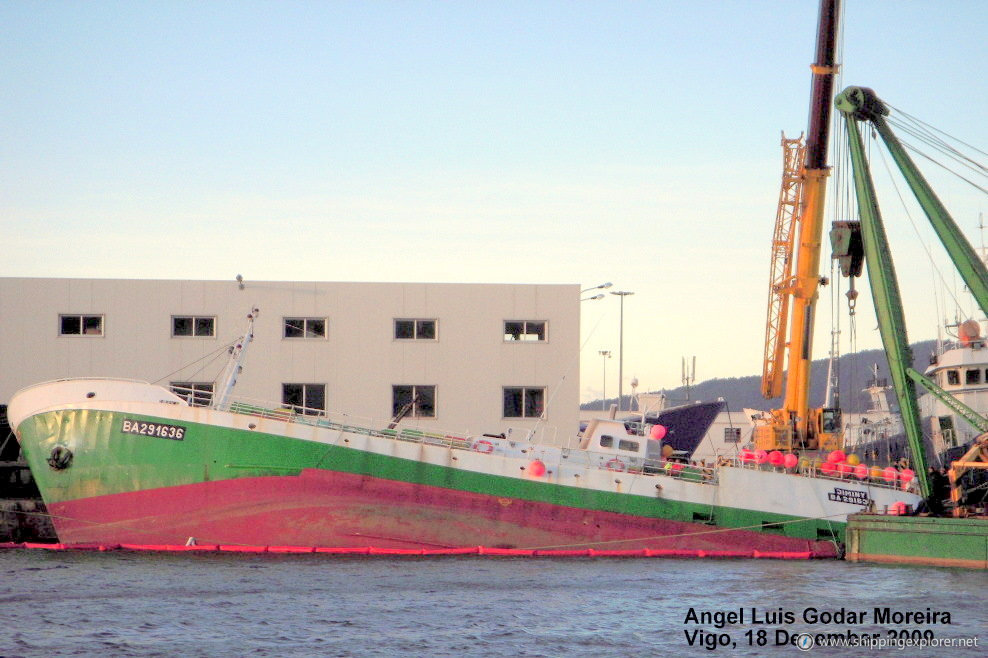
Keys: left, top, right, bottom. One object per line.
{"left": 835, "top": 86, "right": 988, "bottom": 500}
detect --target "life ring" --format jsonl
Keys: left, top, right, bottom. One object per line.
{"left": 606, "top": 458, "right": 626, "bottom": 472}
{"left": 472, "top": 439, "right": 495, "bottom": 454}
{"left": 48, "top": 445, "right": 73, "bottom": 470}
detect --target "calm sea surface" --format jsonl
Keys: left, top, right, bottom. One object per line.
{"left": 1, "top": 550, "right": 985, "bottom": 657}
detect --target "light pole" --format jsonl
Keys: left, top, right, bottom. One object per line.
{"left": 581, "top": 294, "right": 604, "bottom": 302}
{"left": 598, "top": 350, "right": 612, "bottom": 411}
{"left": 610, "top": 290, "right": 634, "bottom": 411}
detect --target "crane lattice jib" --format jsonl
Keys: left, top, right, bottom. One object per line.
{"left": 761, "top": 135, "right": 806, "bottom": 399}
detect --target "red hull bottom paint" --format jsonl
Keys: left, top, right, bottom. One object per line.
{"left": 45, "top": 469, "right": 839, "bottom": 558}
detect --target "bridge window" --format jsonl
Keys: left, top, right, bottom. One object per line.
{"left": 599, "top": 435, "right": 614, "bottom": 448}
{"left": 967, "top": 369, "right": 982, "bottom": 385}
{"left": 618, "top": 439, "right": 640, "bottom": 452}
{"left": 946, "top": 370, "right": 960, "bottom": 386}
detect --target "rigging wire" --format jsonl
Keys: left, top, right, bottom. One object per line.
{"left": 151, "top": 339, "right": 239, "bottom": 387}
{"left": 872, "top": 139, "right": 968, "bottom": 315}
{"left": 886, "top": 103, "right": 988, "bottom": 161}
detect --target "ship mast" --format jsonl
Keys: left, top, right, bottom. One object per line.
{"left": 213, "top": 308, "right": 260, "bottom": 411}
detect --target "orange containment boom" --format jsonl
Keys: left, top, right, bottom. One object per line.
{"left": 1, "top": 542, "right": 823, "bottom": 560}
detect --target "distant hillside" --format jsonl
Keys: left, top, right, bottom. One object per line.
{"left": 582, "top": 339, "right": 938, "bottom": 414}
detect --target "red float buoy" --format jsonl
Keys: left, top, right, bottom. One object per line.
{"left": 783, "top": 453, "right": 798, "bottom": 469}
{"left": 828, "top": 450, "right": 846, "bottom": 464}
{"left": 768, "top": 450, "right": 783, "bottom": 466}
{"left": 528, "top": 460, "right": 546, "bottom": 477}
{"left": 649, "top": 424, "right": 667, "bottom": 441}
{"left": 754, "top": 449, "right": 768, "bottom": 464}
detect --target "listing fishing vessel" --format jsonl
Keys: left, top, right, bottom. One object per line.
{"left": 7, "top": 331, "right": 919, "bottom": 555}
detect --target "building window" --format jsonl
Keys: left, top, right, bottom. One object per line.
{"left": 59, "top": 314, "right": 103, "bottom": 336}
{"left": 284, "top": 317, "right": 327, "bottom": 339}
{"left": 504, "top": 321, "right": 547, "bottom": 342}
{"left": 172, "top": 316, "right": 216, "bottom": 337}
{"left": 394, "top": 319, "right": 437, "bottom": 340}
{"left": 282, "top": 383, "right": 326, "bottom": 416}
{"left": 724, "top": 427, "right": 742, "bottom": 443}
{"left": 503, "top": 387, "right": 545, "bottom": 418}
{"left": 392, "top": 385, "right": 436, "bottom": 418}
{"left": 170, "top": 382, "right": 214, "bottom": 407}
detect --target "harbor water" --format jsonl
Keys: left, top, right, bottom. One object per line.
{"left": 1, "top": 550, "right": 985, "bottom": 656}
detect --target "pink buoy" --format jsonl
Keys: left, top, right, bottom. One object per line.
{"left": 768, "top": 450, "right": 784, "bottom": 466}
{"left": 649, "top": 424, "right": 667, "bottom": 441}
{"left": 754, "top": 449, "right": 768, "bottom": 464}
{"left": 739, "top": 449, "right": 754, "bottom": 462}
{"left": 820, "top": 461, "right": 837, "bottom": 476}
{"left": 854, "top": 464, "right": 869, "bottom": 479}
{"left": 783, "top": 453, "right": 798, "bottom": 469}
{"left": 883, "top": 466, "right": 898, "bottom": 483}
{"left": 671, "top": 463, "right": 684, "bottom": 473}
{"left": 528, "top": 460, "right": 546, "bottom": 477}
{"left": 899, "top": 468, "right": 915, "bottom": 483}
{"left": 837, "top": 461, "right": 853, "bottom": 476}
{"left": 828, "top": 450, "right": 846, "bottom": 464}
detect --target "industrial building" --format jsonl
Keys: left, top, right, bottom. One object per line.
{"left": 0, "top": 278, "right": 580, "bottom": 442}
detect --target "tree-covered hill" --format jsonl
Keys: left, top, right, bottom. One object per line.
{"left": 582, "top": 339, "right": 938, "bottom": 414}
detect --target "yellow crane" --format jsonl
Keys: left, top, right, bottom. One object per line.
{"left": 754, "top": 0, "right": 843, "bottom": 453}
{"left": 761, "top": 134, "right": 805, "bottom": 401}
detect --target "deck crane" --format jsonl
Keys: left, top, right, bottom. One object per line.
{"left": 754, "top": 0, "right": 843, "bottom": 452}
{"left": 834, "top": 85, "right": 988, "bottom": 500}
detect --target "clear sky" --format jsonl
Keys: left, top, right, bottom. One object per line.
{"left": 2, "top": 1, "right": 986, "bottom": 402}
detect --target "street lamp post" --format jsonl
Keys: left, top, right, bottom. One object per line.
{"left": 582, "top": 282, "right": 613, "bottom": 294}
{"left": 598, "top": 350, "right": 612, "bottom": 411}
{"left": 610, "top": 290, "right": 634, "bottom": 411}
